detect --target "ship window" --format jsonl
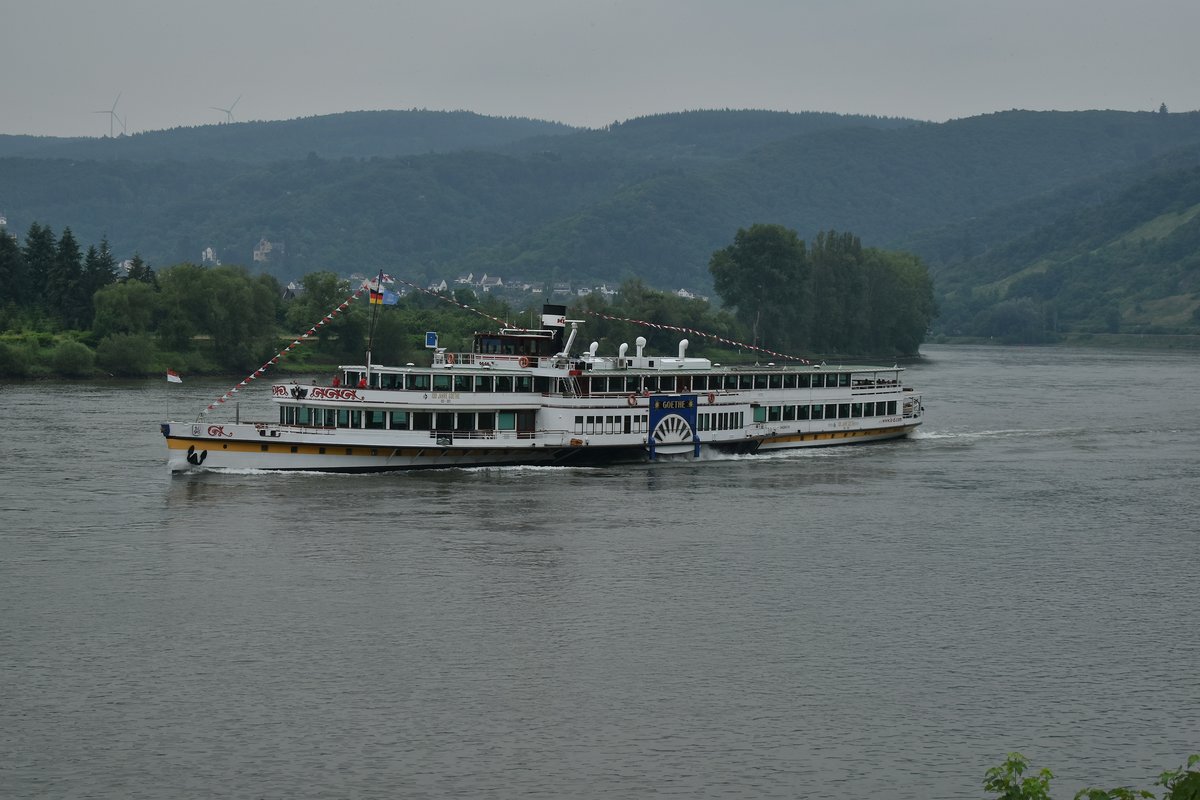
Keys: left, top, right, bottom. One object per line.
{"left": 405, "top": 374, "right": 431, "bottom": 391}
{"left": 783, "top": 374, "right": 797, "bottom": 389}
{"left": 768, "top": 405, "right": 781, "bottom": 422}
{"left": 812, "top": 373, "right": 826, "bottom": 388}
{"left": 693, "top": 376, "right": 707, "bottom": 391}
{"left": 783, "top": 405, "right": 796, "bottom": 421}
{"left": 474, "top": 375, "right": 494, "bottom": 392}
{"left": 574, "top": 416, "right": 584, "bottom": 434}
{"left": 888, "top": 400, "right": 897, "bottom": 415}
{"left": 515, "top": 375, "right": 532, "bottom": 393}
{"left": 383, "top": 374, "right": 400, "bottom": 390}
{"left": 390, "top": 410, "right": 409, "bottom": 429}
{"left": 838, "top": 403, "right": 850, "bottom": 419}
{"left": 279, "top": 407, "right": 286, "bottom": 425}
{"left": 739, "top": 375, "right": 754, "bottom": 390}
{"left": 797, "top": 404, "right": 810, "bottom": 420}
{"left": 839, "top": 373, "right": 851, "bottom": 387}
{"left": 433, "top": 374, "right": 452, "bottom": 391}
{"left": 753, "top": 374, "right": 768, "bottom": 389}
{"left": 768, "top": 374, "right": 782, "bottom": 389}
{"left": 641, "top": 376, "right": 656, "bottom": 393}
{"left": 798, "top": 373, "right": 811, "bottom": 388}
{"left": 606, "top": 416, "right": 615, "bottom": 434}
{"left": 290, "top": 445, "right": 298, "bottom": 453}
{"left": 319, "top": 447, "right": 326, "bottom": 455}
{"left": 624, "top": 416, "right": 632, "bottom": 434}
{"left": 337, "top": 409, "right": 350, "bottom": 427}
{"left": 586, "top": 416, "right": 595, "bottom": 435}
{"left": 495, "top": 375, "right": 513, "bottom": 392}
{"left": 498, "top": 412, "right": 516, "bottom": 431}
{"left": 298, "top": 407, "right": 312, "bottom": 425}
{"left": 534, "top": 375, "right": 551, "bottom": 393}
{"left": 851, "top": 403, "right": 863, "bottom": 418}
{"left": 324, "top": 409, "right": 336, "bottom": 427}
{"left": 350, "top": 410, "right": 363, "bottom": 428}
{"left": 478, "top": 412, "right": 495, "bottom": 431}
{"left": 435, "top": 412, "right": 453, "bottom": 431}
{"left": 454, "top": 375, "right": 473, "bottom": 392}
{"left": 284, "top": 406, "right": 295, "bottom": 425}
{"left": 753, "top": 406, "right": 767, "bottom": 423}
{"left": 455, "top": 413, "right": 474, "bottom": 432}
{"left": 412, "top": 412, "right": 432, "bottom": 431}
{"left": 811, "top": 404, "right": 824, "bottom": 420}
{"left": 366, "top": 410, "right": 387, "bottom": 429}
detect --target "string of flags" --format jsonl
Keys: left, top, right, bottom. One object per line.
{"left": 392, "top": 276, "right": 813, "bottom": 364}
{"left": 390, "top": 277, "right": 513, "bottom": 329}
{"left": 578, "top": 309, "right": 814, "bottom": 364}
{"left": 196, "top": 284, "right": 367, "bottom": 419}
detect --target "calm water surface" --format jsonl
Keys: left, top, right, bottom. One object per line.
{"left": 2, "top": 345, "right": 1198, "bottom": 799}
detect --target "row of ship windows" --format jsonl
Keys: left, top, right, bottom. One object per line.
{"left": 278, "top": 400, "right": 899, "bottom": 434}
{"left": 350, "top": 371, "right": 894, "bottom": 394}
{"left": 750, "top": 400, "right": 899, "bottom": 424}
{"left": 572, "top": 412, "right": 749, "bottom": 435}
{"left": 281, "top": 406, "right": 526, "bottom": 432}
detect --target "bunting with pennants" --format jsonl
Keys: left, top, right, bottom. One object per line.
{"left": 390, "top": 277, "right": 512, "bottom": 329}
{"left": 389, "top": 276, "right": 814, "bottom": 364}
{"left": 197, "top": 283, "right": 369, "bottom": 419}
{"left": 578, "top": 309, "right": 814, "bottom": 364}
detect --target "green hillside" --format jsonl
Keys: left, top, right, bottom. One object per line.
{"left": 4, "top": 107, "right": 1200, "bottom": 339}
{"left": 933, "top": 161, "right": 1200, "bottom": 338}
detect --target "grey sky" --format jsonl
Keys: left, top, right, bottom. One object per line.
{"left": 3, "top": 0, "right": 1197, "bottom": 137}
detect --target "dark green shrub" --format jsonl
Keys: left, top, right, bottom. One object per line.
{"left": 96, "top": 333, "right": 157, "bottom": 376}
{"left": 0, "top": 341, "right": 31, "bottom": 378}
{"left": 51, "top": 340, "right": 96, "bottom": 377}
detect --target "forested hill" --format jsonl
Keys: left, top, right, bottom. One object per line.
{"left": 0, "top": 110, "right": 577, "bottom": 163}
{"left": 4, "top": 107, "right": 1200, "bottom": 337}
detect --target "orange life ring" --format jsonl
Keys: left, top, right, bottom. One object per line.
{"left": 708, "top": 392, "right": 716, "bottom": 404}
{"left": 518, "top": 356, "right": 530, "bottom": 368}
{"left": 627, "top": 394, "right": 637, "bottom": 407}
{"left": 446, "top": 353, "right": 456, "bottom": 365}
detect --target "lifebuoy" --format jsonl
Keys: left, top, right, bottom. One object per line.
{"left": 518, "top": 356, "right": 530, "bottom": 368}
{"left": 627, "top": 394, "right": 637, "bottom": 407}
{"left": 446, "top": 353, "right": 456, "bottom": 365}
{"left": 708, "top": 392, "right": 716, "bottom": 404}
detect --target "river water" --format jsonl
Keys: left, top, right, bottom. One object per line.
{"left": 2, "top": 344, "right": 1197, "bottom": 799}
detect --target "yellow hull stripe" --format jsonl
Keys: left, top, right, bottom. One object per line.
{"left": 760, "top": 424, "right": 916, "bottom": 446}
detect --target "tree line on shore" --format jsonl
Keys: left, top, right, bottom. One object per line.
{"left": 0, "top": 221, "right": 935, "bottom": 379}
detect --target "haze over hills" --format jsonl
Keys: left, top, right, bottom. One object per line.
{"left": 2, "top": 107, "right": 1200, "bottom": 337}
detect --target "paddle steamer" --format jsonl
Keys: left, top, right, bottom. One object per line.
{"left": 162, "top": 305, "right": 923, "bottom": 472}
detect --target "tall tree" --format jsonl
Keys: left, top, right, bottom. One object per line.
{"left": 809, "top": 230, "right": 866, "bottom": 353}
{"left": 22, "top": 222, "right": 57, "bottom": 315}
{"left": 708, "top": 223, "right": 810, "bottom": 351}
{"left": 77, "top": 237, "right": 119, "bottom": 328}
{"left": 0, "top": 230, "right": 27, "bottom": 307}
{"left": 50, "top": 227, "right": 84, "bottom": 327}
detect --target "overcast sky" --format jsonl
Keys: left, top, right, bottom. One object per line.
{"left": 3, "top": 0, "right": 1197, "bottom": 137}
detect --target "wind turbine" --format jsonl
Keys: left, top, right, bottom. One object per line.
{"left": 94, "top": 92, "right": 123, "bottom": 137}
{"left": 211, "top": 95, "right": 241, "bottom": 124}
